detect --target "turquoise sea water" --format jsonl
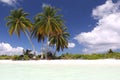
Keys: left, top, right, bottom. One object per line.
{"left": 0, "top": 63, "right": 120, "bottom": 80}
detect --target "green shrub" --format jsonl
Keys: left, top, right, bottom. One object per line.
{"left": 12, "top": 55, "right": 21, "bottom": 60}
{"left": 0, "top": 55, "right": 11, "bottom": 60}
{"left": 108, "top": 49, "right": 113, "bottom": 53}
{"left": 23, "top": 55, "right": 30, "bottom": 60}
{"left": 60, "top": 52, "right": 120, "bottom": 60}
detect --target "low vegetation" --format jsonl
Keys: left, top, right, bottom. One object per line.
{"left": 0, "top": 55, "right": 12, "bottom": 60}
{"left": 0, "top": 49, "right": 120, "bottom": 60}
{"left": 60, "top": 52, "right": 120, "bottom": 60}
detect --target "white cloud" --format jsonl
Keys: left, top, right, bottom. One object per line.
{"left": 74, "top": 0, "right": 120, "bottom": 53}
{"left": 92, "top": 0, "right": 118, "bottom": 19}
{"left": 68, "top": 42, "right": 75, "bottom": 48}
{"left": 0, "top": 0, "right": 20, "bottom": 6}
{"left": 0, "top": 42, "right": 23, "bottom": 55}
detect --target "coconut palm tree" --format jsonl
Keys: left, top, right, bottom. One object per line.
{"left": 32, "top": 15, "right": 46, "bottom": 59}
{"left": 49, "top": 27, "right": 70, "bottom": 56}
{"left": 32, "top": 5, "right": 64, "bottom": 59}
{"left": 6, "top": 8, "right": 36, "bottom": 56}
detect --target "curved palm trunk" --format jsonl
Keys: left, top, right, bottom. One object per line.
{"left": 45, "top": 37, "right": 49, "bottom": 59}
{"left": 41, "top": 40, "right": 44, "bottom": 59}
{"left": 54, "top": 50, "right": 57, "bottom": 57}
{"left": 24, "top": 31, "right": 36, "bottom": 56}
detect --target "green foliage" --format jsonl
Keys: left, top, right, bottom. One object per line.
{"left": 108, "top": 49, "right": 113, "bottom": 53}
{"left": 60, "top": 53, "right": 76, "bottom": 59}
{"left": 37, "top": 52, "right": 54, "bottom": 60}
{"left": 6, "top": 8, "right": 33, "bottom": 37}
{"left": 11, "top": 49, "right": 34, "bottom": 60}
{"left": 49, "top": 27, "right": 70, "bottom": 52}
{"left": 81, "top": 54, "right": 105, "bottom": 60}
{"left": 12, "top": 55, "right": 30, "bottom": 60}
{"left": 6, "top": 8, "right": 36, "bottom": 56}
{"left": 11, "top": 54, "right": 30, "bottom": 60}
{"left": 60, "top": 52, "right": 120, "bottom": 60}
{"left": 23, "top": 49, "right": 34, "bottom": 59}
{"left": 12, "top": 55, "right": 22, "bottom": 60}
{"left": 32, "top": 5, "right": 69, "bottom": 57}
{"left": 1, "top": 51, "right": 120, "bottom": 60}
{"left": 0, "top": 55, "right": 11, "bottom": 60}
{"left": 47, "top": 51, "right": 54, "bottom": 59}
{"left": 23, "top": 55, "right": 30, "bottom": 60}
{"left": 105, "top": 52, "right": 120, "bottom": 59}
{"left": 35, "top": 55, "right": 41, "bottom": 60}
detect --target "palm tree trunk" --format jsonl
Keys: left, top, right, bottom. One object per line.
{"left": 54, "top": 50, "right": 57, "bottom": 57}
{"left": 41, "top": 40, "right": 44, "bottom": 59}
{"left": 24, "top": 31, "right": 36, "bottom": 56}
{"left": 45, "top": 37, "right": 49, "bottom": 59}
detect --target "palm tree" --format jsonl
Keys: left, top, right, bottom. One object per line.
{"left": 49, "top": 27, "right": 70, "bottom": 56}
{"left": 32, "top": 5, "right": 64, "bottom": 59}
{"left": 6, "top": 8, "right": 36, "bottom": 56}
{"left": 32, "top": 15, "right": 46, "bottom": 59}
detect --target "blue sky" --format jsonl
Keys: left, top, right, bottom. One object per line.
{"left": 0, "top": 0, "right": 120, "bottom": 55}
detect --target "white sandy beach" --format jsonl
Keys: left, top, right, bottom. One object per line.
{"left": 1, "top": 59, "right": 120, "bottom": 80}
{"left": 0, "top": 59, "right": 120, "bottom": 65}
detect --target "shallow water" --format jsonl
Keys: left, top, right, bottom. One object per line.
{"left": 0, "top": 63, "right": 120, "bottom": 80}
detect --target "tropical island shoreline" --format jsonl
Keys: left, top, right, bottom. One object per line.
{"left": 0, "top": 59, "right": 120, "bottom": 65}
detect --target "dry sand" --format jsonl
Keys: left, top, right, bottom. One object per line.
{"left": 0, "top": 59, "right": 120, "bottom": 65}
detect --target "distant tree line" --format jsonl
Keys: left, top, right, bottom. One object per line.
{"left": 0, "top": 49, "right": 120, "bottom": 60}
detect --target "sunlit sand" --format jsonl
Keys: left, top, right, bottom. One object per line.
{"left": 0, "top": 59, "right": 120, "bottom": 65}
